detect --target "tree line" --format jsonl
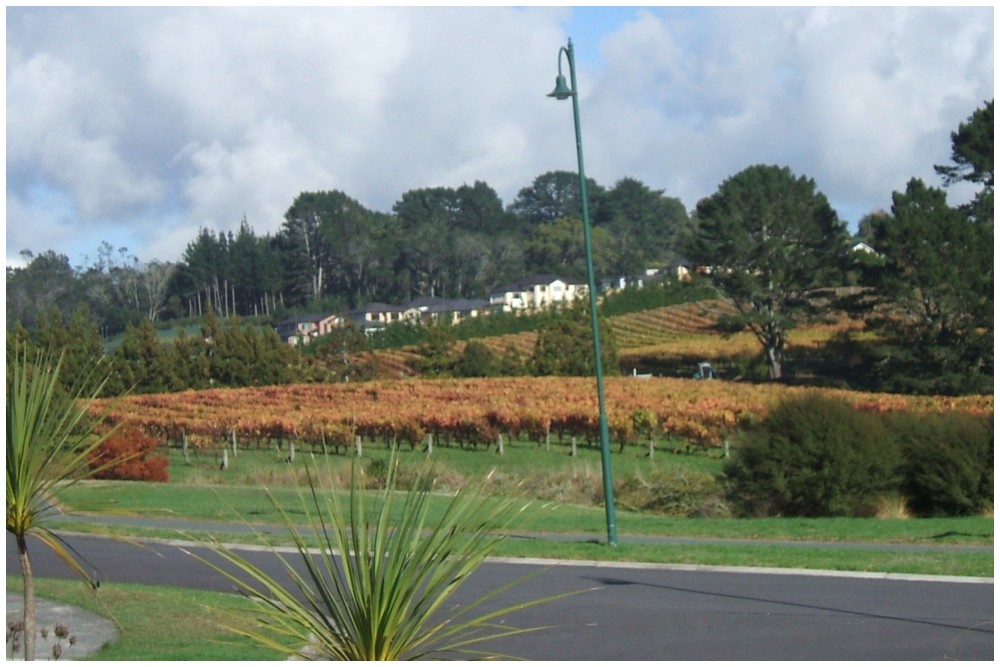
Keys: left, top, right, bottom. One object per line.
{"left": 6, "top": 101, "right": 992, "bottom": 397}
{"left": 6, "top": 172, "right": 692, "bottom": 336}
{"left": 685, "top": 100, "right": 992, "bottom": 394}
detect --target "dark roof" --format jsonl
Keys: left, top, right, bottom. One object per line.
{"left": 348, "top": 302, "right": 406, "bottom": 316}
{"left": 275, "top": 313, "right": 337, "bottom": 326}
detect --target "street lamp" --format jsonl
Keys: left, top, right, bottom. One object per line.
{"left": 548, "top": 38, "right": 618, "bottom": 547}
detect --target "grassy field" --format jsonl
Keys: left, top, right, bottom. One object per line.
{"left": 52, "top": 444, "right": 993, "bottom": 578}
{"left": 6, "top": 576, "right": 289, "bottom": 661}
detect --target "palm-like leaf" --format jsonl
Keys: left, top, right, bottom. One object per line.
{"left": 6, "top": 343, "right": 123, "bottom": 659}
{"left": 194, "top": 454, "right": 587, "bottom": 660}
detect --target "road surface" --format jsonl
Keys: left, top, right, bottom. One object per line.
{"left": 7, "top": 531, "right": 992, "bottom": 660}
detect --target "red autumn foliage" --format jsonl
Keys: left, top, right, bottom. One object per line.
{"left": 89, "top": 426, "right": 169, "bottom": 482}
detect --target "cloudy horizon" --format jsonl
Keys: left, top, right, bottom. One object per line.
{"left": 6, "top": 5, "right": 994, "bottom": 268}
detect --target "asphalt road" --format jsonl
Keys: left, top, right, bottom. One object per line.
{"left": 6, "top": 532, "right": 994, "bottom": 660}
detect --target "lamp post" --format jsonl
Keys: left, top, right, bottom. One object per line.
{"left": 548, "top": 38, "right": 617, "bottom": 547}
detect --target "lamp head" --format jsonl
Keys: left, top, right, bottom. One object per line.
{"left": 547, "top": 74, "right": 574, "bottom": 100}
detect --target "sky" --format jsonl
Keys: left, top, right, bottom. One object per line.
{"left": 5, "top": 4, "right": 995, "bottom": 269}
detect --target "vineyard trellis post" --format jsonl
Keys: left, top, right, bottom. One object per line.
{"left": 548, "top": 37, "right": 618, "bottom": 546}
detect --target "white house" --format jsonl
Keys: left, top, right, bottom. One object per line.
{"left": 488, "top": 274, "right": 587, "bottom": 312}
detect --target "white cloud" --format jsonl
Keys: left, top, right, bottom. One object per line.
{"left": 5, "top": 6, "right": 993, "bottom": 267}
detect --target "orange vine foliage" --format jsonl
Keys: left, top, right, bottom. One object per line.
{"left": 90, "top": 378, "right": 992, "bottom": 452}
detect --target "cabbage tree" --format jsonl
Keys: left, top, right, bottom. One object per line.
{"left": 6, "top": 344, "right": 119, "bottom": 660}
{"left": 193, "top": 454, "right": 586, "bottom": 660}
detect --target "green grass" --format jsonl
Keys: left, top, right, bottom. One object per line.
{"left": 56, "top": 479, "right": 993, "bottom": 545}
{"left": 50, "top": 442, "right": 994, "bottom": 579}
{"left": 6, "top": 576, "right": 291, "bottom": 661}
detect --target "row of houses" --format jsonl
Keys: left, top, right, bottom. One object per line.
{"left": 274, "top": 273, "right": 595, "bottom": 345}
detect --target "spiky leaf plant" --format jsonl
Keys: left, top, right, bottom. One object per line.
{"left": 193, "top": 454, "right": 585, "bottom": 660}
{"left": 6, "top": 344, "right": 122, "bottom": 660}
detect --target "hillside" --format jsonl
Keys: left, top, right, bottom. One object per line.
{"left": 367, "top": 298, "right": 873, "bottom": 381}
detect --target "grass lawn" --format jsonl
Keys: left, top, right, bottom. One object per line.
{"left": 51, "top": 443, "right": 993, "bottom": 578}
{"left": 6, "top": 576, "right": 290, "bottom": 661}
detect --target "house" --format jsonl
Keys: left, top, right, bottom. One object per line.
{"left": 274, "top": 313, "right": 342, "bottom": 345}
{"left": 405, "top": 296, "right": 491, "bottom": 325}
{"left": 849, "top": 240, "right": 878, "bottom": 255}
{"left": 600, "top": 268, "right": 661, "bottom": 292}
{"left": 488, "top": 274, "right": 587, "bottom": 312}
{"left": 347, "top": 302, "right": 409, "bottom": 333}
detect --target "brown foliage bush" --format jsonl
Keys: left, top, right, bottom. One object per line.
{"left": 89, "top": 426, "right": 169, "bottom": 482}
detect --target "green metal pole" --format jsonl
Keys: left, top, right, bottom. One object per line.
{"left": 562, "top": 39, "right": 618, "bottom": 547}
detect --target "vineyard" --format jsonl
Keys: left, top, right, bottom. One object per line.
{"left": 369, "top": 299, "right": 872, "bottom": 378}
{"left": 92, "top": 376, "right": 992, "bottom": 455}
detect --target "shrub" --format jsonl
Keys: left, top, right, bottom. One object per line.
{"left": 723, "top": 394, "right": 901, "bottom": 517}
{"left": 616, "top": 468, "right": 729, "bottom": 517}
{"left": 88, "top": 427, "right": 169, "bottom": 482}
{"left": 887, "top": 411, "right": 993, "bottom": 517}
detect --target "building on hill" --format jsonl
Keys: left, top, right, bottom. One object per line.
{"left": 488, "top": 274, "right": 587, "bottom": 312}
{"left": 405, "top": 296, "right": 491, "bottom": 325}
{"left": 601, "top": 268, "right": 662, "bottom": 292}
{"left": 275, "top": 313, "right": 342, "bottom": 345}
{"left": 347, "top": 302, "right": 409, "bottom": 333}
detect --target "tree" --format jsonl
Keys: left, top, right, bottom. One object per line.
{"left": 862, "top": 100, "right": 993, "bottom": 395}
{"left": 312, "top": 322, "right": 378, "bottom": 382}
{"left": 685, "top": 164, "right": 848, "bottom": 380}
{"left": 178, "top": 228, "right": 230, "bottom": 317}
{"left": 508, "top": 170, "right": 605, "bottom": 226}
{"left": 7, "top": 345, "right": 121, "bottom": 660}
{"left": 417, "top": 325, "right": 457, "bottom": 377}
{"left": 525, "top": 216, "right": 615, "bottom": 280}
{"left": 454, "top": 340, "right": 500, "bottom": 378}
{"left": 140, "top": 260, "right": 176, "bottom": 321}
{"left": 6, "top": 251, "right": 80, "bottom": 332}
{"left": 596, "top": 177, "right": 691, "bottom": 275}
{"left": 280, "top": 197, "right": 333, "bottom": 304}
{"left": 192, "top": 454, "right": 576, "bottom": 660}
{"left": 531, "top": 302, "right": 619, "bottom": 377}
{"left": 867, "top": 179, "right": 992, "bottom": 393}
{"left": 108, "top": 318, "right": 181, "bottom": 395}
{"left": 934, "top": 100, "right": 993, "bottom": 191}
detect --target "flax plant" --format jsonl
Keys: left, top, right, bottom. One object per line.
{"left": 194, "top": 454, "right": 585, "bottom": 660}
{"left": 6, "top": 344, "right": 121, "bottom": 660}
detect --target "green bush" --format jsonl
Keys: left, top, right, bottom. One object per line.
{"left": 887, "top": 411, "right": 993, "bottom": 516}
{"left": 723, "top": 395, "right": 901, "bottom": 517}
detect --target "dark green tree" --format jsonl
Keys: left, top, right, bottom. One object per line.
{"left": 596, "top": 177, "right": 691, "bottom": 275}
{"left": 862, "top": 101, "right": 993, "bottom": 395}
{"left": 176, "top": 228, "right": 231, "bottom": 317}
{"left": 390, "top": 185, "right": 516, "bottom": 300}
{"left": 685, "top": 164, "right": 848, "bottom": 380}
{"left": 417, "top": 325, "right": 457, "bottom": 377}
{"left": 108, "top": 319, "right": 180, "bottom": 395}
{"left": 508, "top": 170, "right": 605, "bottom": 226}
{"left": 934, "top": 100, "right": 993, "bottom": 192}
{"left": 531, "top": 302, "right": 619, "bottom": 377}
{"left": 525, "top": 216, "right": 615, "bottom": 279}
{"left": 454, "top": 341, "right": 499, "bottom": 378}
{"left": 867, "top": 179, "right": 992, "bottom": 393}
{"left": 312, "top": 322, "right": 378, "bottom": 382}
{"left": 280, "top": 195, "right": 336, "bottom": 305}
{"left": 6, "top": 251, "right": 81, "bottom": 332}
